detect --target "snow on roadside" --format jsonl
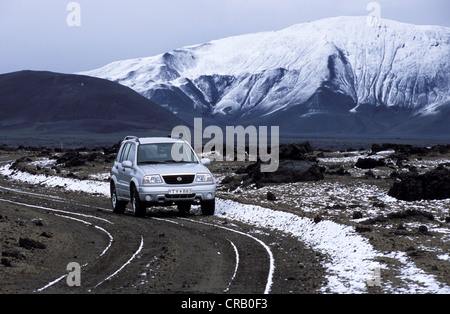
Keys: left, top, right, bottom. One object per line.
{"left": 215, "top": 198, "right": 379, "bottom": 293}
{"left": 215, "top": 199, "right": 450, "bottom": 294}
{"left": 1, "top": 162, "right": 449, "bottom": 294}
{"left": 0, "top": 164, "right": 109, "bottom": 197}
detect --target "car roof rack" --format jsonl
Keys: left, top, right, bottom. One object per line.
{"left": 123, "top": 136, "right": 140, "bottom": 143}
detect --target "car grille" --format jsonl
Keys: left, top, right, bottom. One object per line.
{"left": 164, "top": 194, "right": 196, "bottom": 199}
{"left": 162, "top": 174, "right": 195, "bottom": 185}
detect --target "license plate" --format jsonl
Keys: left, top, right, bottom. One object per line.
{"left": 168, "top": 188, "right": 192, "bottom": 195}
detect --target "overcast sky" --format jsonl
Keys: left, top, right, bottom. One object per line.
{"left": 0, "top": 0, "right": 448, "bottom": 75}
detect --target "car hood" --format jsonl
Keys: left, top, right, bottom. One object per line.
{"left": 138, "top": 162, "right": 211, "bottom": 176}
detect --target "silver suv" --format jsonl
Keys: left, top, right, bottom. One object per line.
{"left": 110, "top": 136, "right": 216, "bottom": 217}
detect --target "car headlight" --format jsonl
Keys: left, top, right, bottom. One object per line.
{"left": 196, "top": 173, "right": 213, "bottom": 182}
{"left": 143, "top": 175, "right": 163, "bottom": 184}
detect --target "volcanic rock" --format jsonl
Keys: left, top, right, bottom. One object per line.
{"left": 388, "top": 166, "right": 450, "bottom": 201}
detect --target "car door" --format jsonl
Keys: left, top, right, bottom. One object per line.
{"left": 112, "top": 142, "right": 126, "bottom": 194}
{"left": 121, "top": 143, "right": 136, "bottom": 198}
{"left": 116, "top": 142, "right": 131, "bottom": 197}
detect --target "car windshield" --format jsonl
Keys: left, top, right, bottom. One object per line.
{"left": 137, "top": 143, "right": 198, "bottom": 164}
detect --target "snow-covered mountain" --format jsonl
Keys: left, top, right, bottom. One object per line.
{"left": 80, "top": 16, "right": 450, "bottom": 138}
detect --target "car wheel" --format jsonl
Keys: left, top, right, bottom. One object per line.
{"left": 111, "top": 183, "right": 126, "bottom": 214}
{"left": 131, "top": 186, "right": 146, "bottom": 217}
{"left": 201, "top": 199, "right": 215, "bottom": 216}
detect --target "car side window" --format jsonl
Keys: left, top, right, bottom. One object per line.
{"left": 118, "top": 143, "right": 130, "bottom": 163}
{"left": 116, "top": 143, "right": 125, "bottom": 162}
{"left": 122, "top": 143, "right": 132, "bottom": 163}
{"left": 126, "top": 144, "right": 136, "bottom": 163}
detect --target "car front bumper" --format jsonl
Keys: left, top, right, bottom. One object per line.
{"left": 138, "top": 183, "right": 216, "bottom": 204}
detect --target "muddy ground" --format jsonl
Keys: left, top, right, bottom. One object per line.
{"left": 0, "top": 143, "right": 449, "bottom": 294}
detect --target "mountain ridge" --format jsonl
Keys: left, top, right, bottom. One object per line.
{"left": 80, "top": 16, "right": 450, "bottom": 138}
{"left": 0, "top": 70, "right": 185, "bottom": 141}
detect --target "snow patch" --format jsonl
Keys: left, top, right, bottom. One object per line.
{"left": 0, "top": 164, "right": 109, "bottom": 197}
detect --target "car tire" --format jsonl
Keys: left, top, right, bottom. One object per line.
{"left": 131, "top": 186, "right": 146, "bottom": 218}
{"left": 201, "top": 199, "right": 215, "bottom": 216}
{"left": 111, "top": 183, "right": 127, "bottom": 214}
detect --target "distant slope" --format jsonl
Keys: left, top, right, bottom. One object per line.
{"left": 81, "top": 16, "right": 450, "bottom": 139}
{"left": 0, "top": 70, "right": 185, "bottom": 142}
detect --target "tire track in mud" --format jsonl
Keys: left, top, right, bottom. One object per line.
{"left": 0, "top": 196, "right": 138, "bottom": 293}
{"left": 178, "top": 217, "right": 275, "bottom": 294}
{"left": 0, "top": 182, "right": 275, "bottom": 294}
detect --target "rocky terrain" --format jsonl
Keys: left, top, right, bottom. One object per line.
{"left": 213, "top": 142, "right": 450, "bottom": 293}
{"left": 0, "top": 141, "right": 449, "bottom": 294}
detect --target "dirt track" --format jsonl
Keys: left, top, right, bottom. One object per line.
{"left": 0, "top": 167, "right": 325, "bottom": 294}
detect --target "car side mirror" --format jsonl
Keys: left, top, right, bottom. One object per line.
{"left": 122, "top": 160, "right": 133, "bottom": 168}
{"left": 200, "top": 158, "right": 211, "bottom": 165}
